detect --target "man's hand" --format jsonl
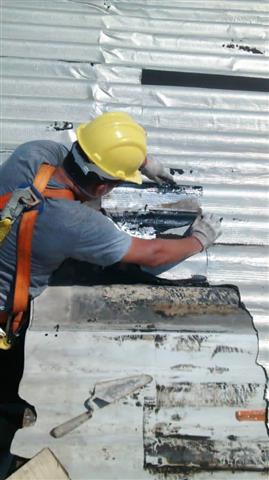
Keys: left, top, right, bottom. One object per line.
{"left": 141, "top": 156, "right": 175, "bottom": 185}
{"left": 188, "top": 213, "right": 222, "bottom": 250}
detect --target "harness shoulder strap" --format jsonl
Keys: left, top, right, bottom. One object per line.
{"left": 0, "top": 174, "right": 75, "bottom": 211}
{"left": 43, "top": 188, "right": 75, "bottom": 200}
{"left": 12, "top": 165, "right": 56, "bottom": 322}
{"left": 0, "top": 164, "right": 75, "bottom": 346}
{"left": 0, "top": 193, "right": 12, "bottom": 209}
{"left": 0, "top": 188, "right": 75, "bottom": 207}
{"left": 12, "top": 167, "right": 75, "bottom": 319}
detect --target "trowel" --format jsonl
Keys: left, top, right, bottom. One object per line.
{"left": 50, "top": 374, "right": 152, "bottom": 438}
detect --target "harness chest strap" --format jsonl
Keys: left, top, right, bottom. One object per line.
{"left": 0, "top": 188, "right": 74, "bottom": 208}
{"left": 0, "top": 163, "right": 75, "bottom": 338}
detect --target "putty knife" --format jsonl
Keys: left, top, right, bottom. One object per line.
{"left": 50, "top": 374, "right": 152, "bottom": 438}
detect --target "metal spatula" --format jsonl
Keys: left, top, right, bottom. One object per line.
{"left": 50, "top": 374, "right": 152, "bottom": 438}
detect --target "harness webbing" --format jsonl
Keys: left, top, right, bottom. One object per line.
{"left": 0, "top": 188, "right": 75, "bottom": 207}
{"left": 0, "top": 163, "right": 75, "bottom": 343}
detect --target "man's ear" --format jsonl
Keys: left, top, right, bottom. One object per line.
{"left": 94, "top": 183, "right": 111, "bottom": 196}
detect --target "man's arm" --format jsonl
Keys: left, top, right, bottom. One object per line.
{"left": 122, "top": 235, "right": 202, "bottom": 268}
{"left": 122, "top": 213, "right": 222, "bottom": 268}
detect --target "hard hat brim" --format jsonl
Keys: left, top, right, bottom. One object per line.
{"left": 125, "top": 169, "right": 143, "bottom": 185}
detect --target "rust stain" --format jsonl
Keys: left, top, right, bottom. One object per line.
{"left": 160, "top": 199, "right": 201, "bottom": 212}
{"left": 152, "top": 302, "right": 238, "bottom": 317}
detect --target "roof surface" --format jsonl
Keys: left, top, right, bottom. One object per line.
{"left": 1, "top": 0, "right": 268, "bottom": 477}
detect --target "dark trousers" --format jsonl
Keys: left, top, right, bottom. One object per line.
{"left": 0, "top": 311, "right": 36, "bottom": 478}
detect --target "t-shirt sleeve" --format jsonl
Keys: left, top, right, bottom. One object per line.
{"left": 68, "top": 203, "right": 132, "bottom": 267}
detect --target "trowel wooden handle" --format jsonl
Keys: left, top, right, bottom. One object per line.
{"left": 50, "top": 410, "right": 93, "bottom": 438}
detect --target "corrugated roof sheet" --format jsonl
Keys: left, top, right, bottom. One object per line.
{"left": 2, "top": 2, "right": 104, "bottom": 61}
{"left": 102, "top": 0, "right": 269, "bottom": 76}
{"left": 1, "top": 0, "right": 269, "bottom": 477}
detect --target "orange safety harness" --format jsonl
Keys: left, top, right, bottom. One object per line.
{"left": 0, "top": 163, "right": 75, "bottom": 349}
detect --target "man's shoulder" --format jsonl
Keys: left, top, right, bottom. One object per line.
{"left": 43, "top": 201, "right": 111, "bottom": 246}
{"left": 14, "top": 140, "right": 68, "bottom": 157}
{"left": 50, "top": 201, "right": 114, "bottom": 234}
{"left": 0, "top": 140, "right": 69, "bottom": 190}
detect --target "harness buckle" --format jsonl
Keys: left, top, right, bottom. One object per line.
{"left": 0, "top": 218, "right": 13, "bottom": 244}
{"left": 0, "top": 326, "right": 12, "bottom": 350}
{"left": 1, "top": 185, "right": 42, "bottom": 219}
{"left": 0, "top": 311, "right": 24, "bottom": 350}
{"left": 0, "top": 186, "right": 43, "bottom": 246}
{"left": 22, "top": 186, "right": 41, "bottom": 208}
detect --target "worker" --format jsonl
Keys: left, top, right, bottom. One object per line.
{"left": 0, "top": 111, "right": 222, "bottom": 477}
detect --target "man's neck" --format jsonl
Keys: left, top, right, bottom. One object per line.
{"left": 55, "top": 167, "right": 101, "bottom": 202}
{"left": 54, "top": 167, "right": 80, "bottom": 198}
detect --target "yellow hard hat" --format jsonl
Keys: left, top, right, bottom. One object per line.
{"left": 76, "top": 112, "right": 147, "bottom": 184}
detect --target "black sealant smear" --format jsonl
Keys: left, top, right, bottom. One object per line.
{"left": 142, "top": 69, "right": 269, "bottom": 92}
{"left": 48, "top": 121, "right": 73, "bottom": 131}
{"left": 170, "top": 168, "right": 184, "bottom": 175}
{"left": 110, "top": 210, "right": 197, "bottom": 234}
{"left": 120, "top": 181, "right": 202, "bottom": 195}
{"left": 222, "top": 43, "right": 264, "bottom": 55}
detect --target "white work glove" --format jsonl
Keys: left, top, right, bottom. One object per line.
{"left": 188, "top": 213, "right": 222, "bottom": 250}
{"left": 141, "top": 156, "right": 176, "bottom": 185}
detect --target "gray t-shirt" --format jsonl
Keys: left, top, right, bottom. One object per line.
{"left": 0, "top": 140, "right": 132, "bottom": 311}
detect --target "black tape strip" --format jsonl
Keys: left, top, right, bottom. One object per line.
{"left": 141, "top": 69, "right": 269, "bottom": 92}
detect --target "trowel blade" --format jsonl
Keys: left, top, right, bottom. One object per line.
{"left": 86, "top": 374, "right": 153, "bottom": 409}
